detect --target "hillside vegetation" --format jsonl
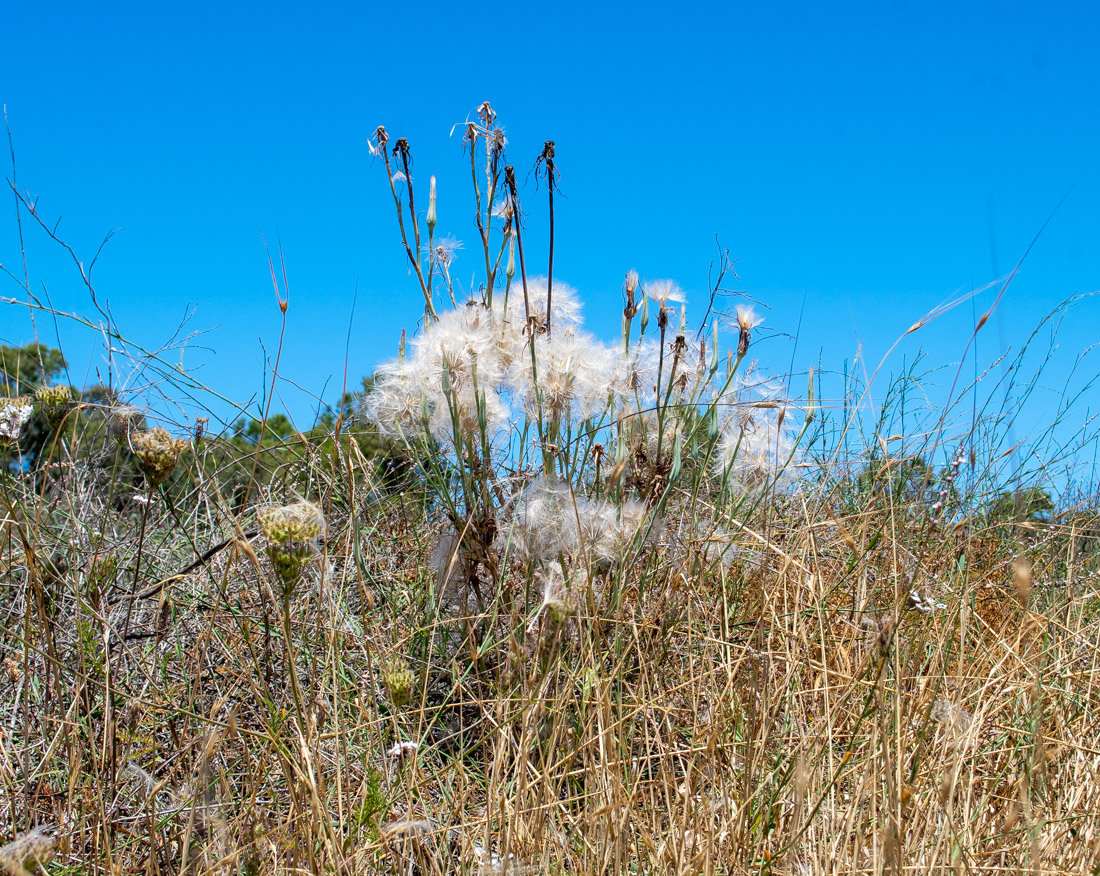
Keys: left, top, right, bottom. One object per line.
{"left": 1, "top": 105, "right": 1098, "bottom": 874}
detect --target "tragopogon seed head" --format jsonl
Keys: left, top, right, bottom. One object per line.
{"left": 645, "top": 279, "right": 686, "bottom": 308}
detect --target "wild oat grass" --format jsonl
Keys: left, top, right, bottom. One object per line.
{"left": 0, "top": 104, "right": 1098, "bottom": 875}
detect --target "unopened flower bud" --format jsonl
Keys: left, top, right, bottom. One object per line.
{"left": 426, "top": 175, "right": 437, "bottom": 233}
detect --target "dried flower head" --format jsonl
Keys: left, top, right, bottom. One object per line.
{"left": 645, "top": 279, "right": 686, "bottom": 308}
{"left": 130, "top": 428, "right": 189, "bottom": 487}
{"left": 432, "top": 236, "right": 463, "bottom": 266}
{"left": 734, "top": 303, "right": 763, "bottom": 332}
{"left": 387, "top": 740, "right": 419, "bottom": 761}
{"left": 734, "top": 304, "right": 762, "bottom": 356}
{"left": 108, "top": 406, "right": 143, "bottom": 443}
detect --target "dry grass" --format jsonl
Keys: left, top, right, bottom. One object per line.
{"left": 0, "top": 437, "right": 1098, "bottom": 875}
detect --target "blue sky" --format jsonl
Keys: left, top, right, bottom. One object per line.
{"left": 2, "top": 0, "right": 1098, "bottom": 479}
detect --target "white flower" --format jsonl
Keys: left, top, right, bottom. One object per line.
{"left": 386, "top": 740, "right": 419, "bottom": 760}
{"left": 0, "top": 402, "right": 33, "bottom": 442}
{"left": 908, "top": 589, "right": 947, "bottom": 613}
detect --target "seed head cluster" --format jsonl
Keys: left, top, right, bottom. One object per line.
{"left": 34, "top": 384, "right": 72, "bottom": 427}
{"left": 129, "top": 427, "right": 189, "bottom": 487}
{"left": 259, "top": 500, "right": 326, "bottom": 586}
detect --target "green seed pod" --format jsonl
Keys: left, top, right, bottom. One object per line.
{"left": 35, "top": 384, "right": 73, "bottom": 427}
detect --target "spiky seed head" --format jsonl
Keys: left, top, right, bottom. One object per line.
{"left": 259, "top": 501, "right": 325, "bottom": 545}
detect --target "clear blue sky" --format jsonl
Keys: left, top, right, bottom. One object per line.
{"left": 2, "top": 0, "right": 1098, "bottom": 476}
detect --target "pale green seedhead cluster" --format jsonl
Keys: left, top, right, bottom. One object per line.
{"left": 259, "top": 500, "right": 326, "bottom": 587}
{"left": 129, "top": 426, "right": 189, "bottom": 487}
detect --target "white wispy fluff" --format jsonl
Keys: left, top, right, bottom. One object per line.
{"left": 431, "top": 236, "right": 463, "bottom": 266}
{"left": 715, "top": 409, "right": 796, "bottom": 490}
{"left": 734, "top": 303, "right": 763, "bottom": 331}
{"left": 713, "top": 374, "right": 798, "bottom": 490}
{"left": 0, "top": 402, "right": 33, "bottom": 443}
{"left": 362, "top": 276, "right": 673, "bottom": 456}
{"left": 644, "top": 279, "right": 686, "bottom": 307}
{"left": 613, "top": 337, "right": 663, "bottom": 407}
{"left": 366, "top": 304, "right": 510, "bottom": 442}
{"left": 506, "top": 477, "right": 654, "bottom": 565}
{"left": 502, "top": 276, "right": 584, "bottom": 329}
{"left": 507, "top": 326, "right": 617, "bottom": 424}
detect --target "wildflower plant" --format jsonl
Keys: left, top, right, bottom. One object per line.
{"left": 363, "top": 105, "right": 811, "bottom": 615}
{"left": 34, "top": 384, "right": 72, "bottom": 428}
